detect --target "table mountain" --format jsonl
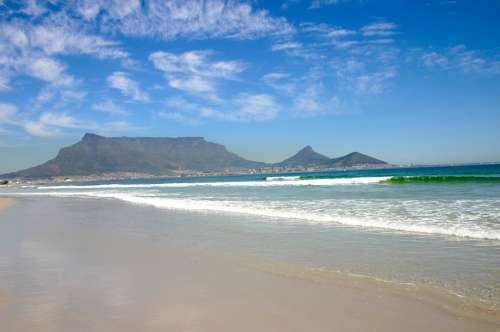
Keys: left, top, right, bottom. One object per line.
{"left": 3, "top": 133, "right": 265, "bottom": 178}
{"left": 1, "top": 135, "right": 387, "bottom": 179}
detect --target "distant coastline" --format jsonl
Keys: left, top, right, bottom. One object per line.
{"left": 3, "top": 162, "right": 500, "bottom": 188}
{"left": 0, "top": 164, "right": 396, "bottom": 187}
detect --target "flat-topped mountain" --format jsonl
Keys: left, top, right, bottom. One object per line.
{"left": 3, "top": 133, "right": 264, "bottom": 178}
{"left": 1, "top": 134, "right": 387, "bottom": 179}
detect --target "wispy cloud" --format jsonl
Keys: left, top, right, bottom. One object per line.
{"left": 23, "top": 112, "right": 79, "bottom": 137}
{"left": 92, "top": 100, "right": 128, "bottom": 116}
{"left": 262, "top": 73, "right": 297, "bottom": 94}
{"left": 272, "top": 41, "right": 303, "bottom": 51}
{"left": 158, "top": 93, "right": 283, "bottom": 124}
{"left": 0, "top": 102, "right": 16, "bottom": 124}
{"left": 361, "top": 22, "right": 398, "bottom": 37}
{"left": 417, "top": 45, "right": 500, "bottom": 74}
{"left": 24, "top": 57, "right": 75, "bottom": 87}
{"left": 150, "top": 50, "right": 246, "bottom": 98}
{"left": 107, "top": 71, "right": 149, "bottom": 101}
{"left": 70, "top": 0, "right": 294, "bottom": 40}
{"left": 309, "top": 0, "right": 342, "bottom": 9}
{"left": 233, "top": 94, "right": 281, "bottom": 121}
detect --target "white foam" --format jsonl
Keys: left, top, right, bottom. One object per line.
{"left": 37, "top": 176, "right": 391, "bottom": 190}
{"left": 265, "top": 176, "right": 301, "bottom": 181}
{"left": 14, "top": 191, "right": 500, "bottom": 241}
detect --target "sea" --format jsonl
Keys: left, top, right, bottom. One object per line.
{"left": 1, "top": 164, "right": 500, "bottom": 311}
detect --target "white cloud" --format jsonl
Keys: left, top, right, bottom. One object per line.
{"left": 93, "top": 0, "right": 294, "bottom": 40}
{"left": 150, "top": 50, "right": 245, "bottom": 78}
{"left": 309, "top": 0, "right": 341, "bottom": 9}
{"left": 105, "top": 120, "right": 134, "bottom": 131}
{"left": 293, "top": 85, "right": 324, "bottom": 114}
{"left": 24, "top": 121, "right": 59, "bottom": 137}
{"left": 150, "top": 50, "right": 245, "bottom": 97}
{"left": 20, "top": 0, "right": 48, "bottom": 16}
{"left": 361, "top": 22, "right": 397, "bottom": 37}
{"left": 168, "top": 75, "right": 215, "bottom": 94}
{"left": 418, "top": 45, "right": 500, "bottom": 74}
{"left": 327, "top": 28, "right": 356, "bottom": 38}
{"left": 107, "top": 71, "right": 149, "bottom": 101}
{"left": 262, "top": 73, "right": 297, "bottom": 94}
{"left": 39, "top": 112, "right": 78, "bottom": 128}
{"left": 272, "top": 42, "right": 302, "bottom": 51}
{"left": 93, "top": 100, "right": 127, "bottom": 115}
{"left": 24, "top": 112, "right": 79, "bottom": 137}
{"left": 25, "top": 57, "right": 75, "bottom": 86}
{"left": 160, "top": 96, "right": 221, "bottom": 124}
{"left": 159, "top": 93, "right": 282, "bottom": 123}
{"left": 29, "top": 24, "right": 128, "bottom": 59}
{"left": 234, "top": 94, "right": 281, "bottom": 121}
{"left": 355, "top": 68, "right": 396, "bottom": 95}
{"left": 23, "top": 112, "right": 94, "bottom": 137}
{"left": 0, "top": 71, "right": 9, "bottom": 91}
{"left": 0, "top": 102, "right": 16, "bottom": 123}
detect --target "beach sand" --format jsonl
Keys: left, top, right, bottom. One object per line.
{"left": 0, "top": 197, "right": 15, "bottom": 211}
{"left": 0, "top": 197, "right": 497, "bottom": 332}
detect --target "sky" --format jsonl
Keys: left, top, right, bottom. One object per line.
{"left": 0, "top": 0, "right": 499, "bottom": 173}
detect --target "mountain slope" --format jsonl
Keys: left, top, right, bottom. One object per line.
{"left": 2, "top": 135, "right": 388, "bottom": 179}
{"left": 276, "top": 146, "right": 331, "bottom": 167}
{"left": 3, "top": 133, "right": 265, "bottom": 178}
{"left": 276, "top": 147, "right": 387, "bottom": 168}
{"left": 329, "top": 152, "right": 387, "bottom": 167}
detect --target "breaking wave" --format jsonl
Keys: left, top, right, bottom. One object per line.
{"left": 14, "top": 191, "right": 500, "bottom": 241}
{"left": 37, "top": 176, "right": 391, "bottom": 189}
{"left": 386, "top": 175, "right": 500, "bottom": 184}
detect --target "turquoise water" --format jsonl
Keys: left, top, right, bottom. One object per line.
{"left": 14, "top": 164, "right": 500, "bottom": 240}
{"left": 2, "top": 164, "right": 500, "bottom": 308}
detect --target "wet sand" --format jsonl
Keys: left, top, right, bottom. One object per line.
{"left": 0, "top": 197, "right": 15, "bottom": 211}
{"left": 0, "top": 197, "right": 498, "bottom": 332}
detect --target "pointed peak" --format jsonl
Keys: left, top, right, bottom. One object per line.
{"left": 299, "top": 145, "right": 314, "bottom": 153}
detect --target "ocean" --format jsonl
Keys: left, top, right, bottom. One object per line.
{"left": 2, "top": 164, "right": 500, "bottom": 311}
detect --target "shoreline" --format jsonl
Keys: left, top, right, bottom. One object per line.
{"left": 0, "top": 197, "right": 498, "bottom": 331}
{"left": 221, "top": 253, "right": 500, "bottom": 327}
{"left": 0, "top": 164, "right": 403, "bottom": 187}
{"left": 2, "top": 162, "right": 500, "bottom": 188}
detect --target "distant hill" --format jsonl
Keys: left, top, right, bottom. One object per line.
{"left": 1, "top": 134, "right": 387, "bottom": 179}
{"left": 328, "top": 152, "right": 386, "bottom": 167}
{"left": 276, "top": 146, "right": 330, "bottom": 167}
{"left": 2, "top": 133, "right": 264, "bottom": 178}
{"left": 276, "top": 147, "right": 387, "bottom": 168}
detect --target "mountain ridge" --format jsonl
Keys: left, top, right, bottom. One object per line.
{"left": 1, "top": 134, "right": 387, "bottom": 179}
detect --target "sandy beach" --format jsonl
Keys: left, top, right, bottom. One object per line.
{"left": 0, "top": 197, "right": 497, "bottom": 332}
{"left": 0, "top": 198, "right": 15, "bottom": 211}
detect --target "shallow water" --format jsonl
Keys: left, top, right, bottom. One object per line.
{"left": 2, "top": 198, "right": 498, "bottom": 331}
{"left": 1, "top": 164, "right": 500, "bottom": 309}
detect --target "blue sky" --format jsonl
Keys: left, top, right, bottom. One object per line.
{"left": 0, "top": 0, "right": 499, "bottom": 172}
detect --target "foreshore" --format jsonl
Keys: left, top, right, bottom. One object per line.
{"left": 0, "top": 197, "right": 497, "bottom": 331}
{"left": 0, "top": 197, "right": 15, "bottom": 210}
